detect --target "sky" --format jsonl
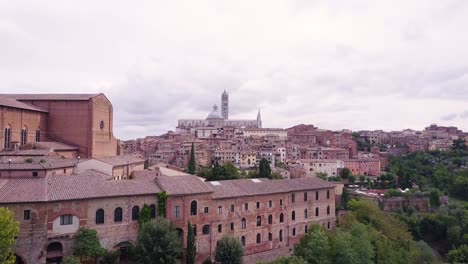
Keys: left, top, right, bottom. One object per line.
{"left": 1, "top": 0, "right": 468, "bottom": 140}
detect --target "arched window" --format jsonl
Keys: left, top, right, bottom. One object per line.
{"left": 315, "top": 207, "right": 319, "bottom": 217}
{"left": 268, "top": 215, "right": 273, "bottom": 225}
{"left": 114, "top": 207, "right": 123, "bottom": 222}
{"left": 279, "top": 230, "right": 283, "bottom": 242}
{"left": 132, "top": 206, "right": 140, "bottom": 221}
{"left": 256, "top": 233, "right": 261, "bottom": 244}
{"left": 241, "top": 236, "right": 246, "bottom": 246}
{"left": 256, "top": 216, "right": 261, "bottom": 226}
{"left": 4, "top": 128, "right": 11, "bottom": 149}
{"left": 327, "top": 206, "right": 330, "bottom": 215}
{"left": 241, "top": 218, "right": 246, "bottom": 229}
{"left": 35, "top": 130, "right": 41, "bottom": 142}
{"left": 268, "top": 232, "right": 273, "bottom": 241}
{"left": 190, "top": 201, "right": 197, "bottom": 216}
{"left": 292, "top": 211, "right": 295, "bottom": 221}
{"left": 304, "top": 209, "right": 308, "bottom": 219}
{"left": 327, "top": 190, "right": 330, "bottom": 199}
{"left": 150, "top": 204, "right": 156, "bottom": 218}
{"left": 305, "top": 225, "right": 308, "bottom": 234}
{"left": 280, "top": 213, "right": 284, "bottom": 223}
{"left": 96, "top": 209, "right": 104, "bottom": 224}
{"left": 292, "top": 228, "right": 296, "bottom": 236}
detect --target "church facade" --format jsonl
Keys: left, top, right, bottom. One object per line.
{"left": 177, "top": 91, "right": 262, "bottom": 134}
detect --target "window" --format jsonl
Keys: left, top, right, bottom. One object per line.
{"left": 202, "top": 225, "right": 210, "bottom": 235}
{"left": 150, "top": 204, "right": 156, "bottom": 218}
{"left": 32, "top": 171, "right": 38, "bottom": 177}
{"left": 35, "top": 130, "right": 40, "bottom": 142}
{"left": 280, "top": 199, "right": 283, "bottom": 206}
{"left": 256, "top": 233, "right": 261, "bottom": 243}
{"left": 241, "top": 236, "right": 246, "bottom": 246}
{"left": 268, "top": 215, "right": 273, "bottom": 225}
{"left": 190, "top": 201, "right": 197, "bottom": 216}
{"left": 256, "top": 216, "right": 262, "bottom": 226}
{"left": 218, "top": 206, "right": 223, "bottom": 214}
{"left": 280, "top": 213, "right": 284, "bottom": 223}
{"left": 132, "top": 206, "right": 140, "bottom": 220}
{"left": 193, "top": 225, "right": 197, "bottom": 236}
{"left": 173, "top": 206, "right": 181, "bottom": 218}
{"left": 327, "top": 222, "right": 331, "bottom": 229}
{"left": 4, "top": 128, "right": 11, "bottom": 149}
{"left": 63, "top": 169, "right": 66, "bottom": 174}
{"left": 327, "top": 190, "right": 330, "bottom": 199}
{"left": 279, "top": 230, "right": 283, "bottom": 242}
{"left": 305, "top": 225, "right": 308, "bottom": 234}
{"left": 256, "top": 202, "right": 260, "bottom": 209}
{"left": 24, "top": 210, "right": 30, "bottom": 220}
{"left": 292, "top": 211, "right": 295, "bottom": 221}
{"left": 268, "top": 232, "right": 273, "bottom": 241}
{"left": 204, "top": 207, "right": 209, "bottom": 214}
{"left": 315, "top": 191, "right": 319, "bottom": 200}
{"left": 304, "top": 192, "right": 308, "bottom": 202}
{"left": 21, "top": 128, "right": 27, "bottom": 145}
{"left": 304, "top": 209, "right": 308, "bottom": 219}
{"left": 244, "top": 203, "right": 249, "bottom": 210}
{"left": 230, "top": 204, "right": 235, "bottom": 212}
{"left": 96, "top": 209, "right": 104, "bottom": 224}
{"left": 291, "top": 193, "right": 295, "bottom": 203}
{"left": 60, "top": 215, "right": 73, "bottom": 225}
{"left": 292, "top": 228, "right": 296, "bottom": 236}
{"left": 327, "top": 206, "right": 330, "bottom": 215}
{"left": 114, "top": 207, "right": 123, "bottom": 222}
{"left": 218, "top": 224, "right": 222, "bottom": 233}
{"left": 315, "top": 207, "right": 319, "bottom": 217}
{"left": 269, "top": 200, "right": 272, "bottom": 208}
{"left": 241, "top": 218, "right": 246, "bottom": 229}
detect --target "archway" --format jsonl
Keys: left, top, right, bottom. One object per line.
{"left": 46, "top": 242, "right": 63, "bottom": 264}
{"left": 114, "top": 241, "right": 134, "bottom": 263}
{"left": 15, "top": 254, "right": 25, "bottom": 264}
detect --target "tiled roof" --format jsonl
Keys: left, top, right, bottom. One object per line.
{"left": 0, "top": 96, "right": 48, "bottom": 112}
{"left": 0, "top": 94, "right": 100, "bottom": 101}
{"left": 0, "top": 170, "right": 161, "bottom": 203}
{"left": 32, "top": 141, "right": 78, "bottom": 150}
{"left": 155, "top": 175, "right": 213, "bottom": 195}
{"left": 96, "top": 155, "right": 145, "bottom": 166}
{"left": 0, "top": 157, "right": 78, "bottom": 170}
{"left": 0, "top": 149, "right": 50, "bottom": 156}
{"left": 207, "top": 177, "right": 335, "bottom": 199}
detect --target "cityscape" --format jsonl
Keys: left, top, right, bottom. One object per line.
{"left": 1, "top": 1, "right": 468, "bottom": 264}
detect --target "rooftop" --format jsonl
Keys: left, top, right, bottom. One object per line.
{"left": 0, "top": 96, "right": 48, "bottom": 112}
{"left": 0, "top": 94, "right": 100, "bottom": 101}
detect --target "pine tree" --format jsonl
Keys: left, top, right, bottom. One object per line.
{"left": 186, "top": 222, "right": 196, "bottom": 264}
{"left": 259, "top": 158, "right": 272, "bottom": 179}
{"left": 188, "top": 143, "right": 196, "bottom": 175}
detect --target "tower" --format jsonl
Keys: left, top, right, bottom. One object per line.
{"left": 221, "top": 90, "right": 229, "bottom": 120}
{"left": 257, "top": 109, "right": 262, "bottom": 128}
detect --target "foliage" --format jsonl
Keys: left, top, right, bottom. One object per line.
{"left": 187, "top": 143, "right": 196, "bottom": 175}
{"left": 352, "top": 132, "right": 372, "bottom": 151}
{"left": 348, "top": 175, "right": 356, "bottom": 184}
{"left": 447, "top": 244, "right": 468, "bottom": 263}
{"left": 24, "top": 158, "right": 33, "bottom": 163}
{"left": 271, "top": 172, "right": 283, "bottom": 179}
{"left": 99, "top": 250, "right": 120, "bottom": 264}
{"left": 429, "top": 189, "right": 441, "bottom": 208}
{"left": 157, "top": 191, "right": 168, "bottom": 218}
{"left": 259, "top": 256, "right": 307, "bottom": 264}
{"left": 275, "top": 162, "right": 287, "bottom": 169}
{"left": 340, "top": 167, "right": 351, "bottom": 179}
{"left": 0, "top": 207, "right": 19, "bottom": 264}
{"left": 316, "top": 172, "right": 328, "bottom": 180}
{"left": 135, "top": 219, "right": 183, "bottom": 264}
{"left": 452, "top": 139, "right": 467, "bottom": 151}
{"left": 214, "top": 236, "right": 244, "bottom": 264}
{"left": 186, "top": 222, "right": 196, "bottom": 264}
{"left": 139, "top": 204, "right": 152, "bottom": 226}
{"left": 199, "top": 161, "right": 241, "bottom": 181}
{"left": 73, "top": 227, "right": 105, "bottom": 259}
{"left": 62, "top": 256, "right": 80, "bottom": 264}
{"left": 259, "top": 158, "right": 272, "bottom": 179}
{"left": 294, "top": 225, "right": 332, "bottom": 264}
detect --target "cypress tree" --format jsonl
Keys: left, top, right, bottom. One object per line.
{"left": 187, "top": 221, "right": 196, "bottom": 264}
{"left": 259, "top": 158, "right": 272, "bottom": 179}
{"left": 188, "top": 143, "right": 196, "bottom": 175}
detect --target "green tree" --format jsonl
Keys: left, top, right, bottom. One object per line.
{"left": 294, "top": 225, "right": 332, "bottom": 264}
{"left": 73, "top": 227, "right": 105, "bottom": 262}
{"left": 99, "top": 250, "right": 120, "bottom": 264}
{"left": 186, "top": 222, "right": 196, "bottom": 264}
{"left": 447, "top": 244, "right": 468, "bottom": 263}
{"left": 62, "top": 256, "right": 80, "bottom": 264}
{"left": 429, "top": 189, "right": 441, "bottom": 208}
{"left": 222, "top": 162, "right": 240, "bottom": 180}
{"left": 214, "top": 236, "right": 244, "bottom": 264}
{"left": 348, "top": 175, "right": 356, "bottom": 184}
{"left": 259, "top": 158, "right": 272, "bottom": 179}
{"left": 452, "top": 138, "right": 467, "bottom": 151}
{"left": 187, "top": 143, "right": 196, "bottom": 174}
{"left": 157, "top": 191, "right": 168, "bottom": 218}
{"left": 0, "top": 207, "right": 19, "bottom": 264}
{"left": 271, "top": 172, "right": 283, "bottom": 179}
{"left": 139, "top": 204, "right": 152, "bottom": 226}
{"left": 340, "top": 168, "right": 351, "bottom": 179}
{"left": 259, "top": 256, "right": 307, "bottom": 264}
{"left": 135, "top": 219, "right": 182, "bottom": 264}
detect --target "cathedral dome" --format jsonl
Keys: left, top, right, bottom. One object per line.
{"left": 206, "top": 105, "right": 223, "bottom": 120}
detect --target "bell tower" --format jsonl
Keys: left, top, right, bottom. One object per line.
{"left": 221, "top": 90, "right": 229, "bottom": 120}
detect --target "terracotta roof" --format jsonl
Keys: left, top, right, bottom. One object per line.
{"left": 0, "top": 149, "right": 50, "bottom": 156}
{"left": 0, "top": 157, "right": 78, "bottom": 170}
{"left": 207, "top": 177, "right": 335, "bottom": 199}
{"left": 0, "top": 96, "right": 48, "bottom": 112}
{"left": 31, "top": 141, "right": 78, "bottom": 151}
{"left": 155, "top": 175, "right": 213, "bottom": 195}
{"left": 0, "top": 94, "right": 100, "bottom": 101}
{"left": 0, "top": 170, "right": 161, "bottom": 203}
{"left": 96, "top": 155, "right": 145, "bottom": 166}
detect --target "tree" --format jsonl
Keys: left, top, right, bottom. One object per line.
{"left": 187, "top": 143, "right": 196, "bottom": 174}
{"left": 139, "top": 204, "right": 152, "bottom": 226}
{"left": 429, "top": 189, "right": 441, "bottom": 208}
{"left": 99, "top": 250, "right": 120, "bottom": 264}
{"left": 271, "top": 172, "right": 283, "bottom": 179}
{"left": 447, "top": 244, "right": 468, "bottom": 263}
{"left": 340, "top": 168, "right": 351, "bottom": 179}
{"left": 186, "top": 222, "right": 196, "bottom": 264}
{"left": 259, "top": 158, "right": 272, "bottom": 179}
{"left": 452, "top": 139, "right": 467, "bottom": 151}
{"left": 62, "top": 256, "right": 80, "bottom": 264}
{"left": 348, "top": 175, "right": 356, "bottom": 184}
{"left": 135, "top": 218, "right": 182, "bottom": 264}
{"left": 73, "top": 227, "right": 105, "bottom": 262}
{"left": 214, "top": 236, "right": 244, "bottom": 264}
{"left": 259, "top": 256, "right": 307, "bottom": 264}
{"left": 0, "top": 207, "right": 19, "bottom": 264}
{"left": 294, "top": 225, "right": 332, "bottom": 264}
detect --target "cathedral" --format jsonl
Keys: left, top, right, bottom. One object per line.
{"left": 177, "top": 90, "right": 262, "bottom": 132}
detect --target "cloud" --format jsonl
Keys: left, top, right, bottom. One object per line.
{"left": 441, "top": 113, "right": 458, "bottom": 121}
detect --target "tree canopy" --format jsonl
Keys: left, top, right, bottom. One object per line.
{"left": 187, "top": 143, "right": 196, "bottom": 175}
{"left": 73, "top": 227, "right": 105, "bottom": 260}
{"left": 0, "top": 207, "right": 19, "bottom": 264}
{"left": 259, "top": 158, "right": 272, "bottom": 179}
{"left": 214, "top": 236, "right": 244, "bottom": 264}
{"left": 186, "top": 221, "right": 196, "bottom": 264}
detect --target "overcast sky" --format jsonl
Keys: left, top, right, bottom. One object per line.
{"left": 1, "top": 1, "right": 468, "bottom": 140}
